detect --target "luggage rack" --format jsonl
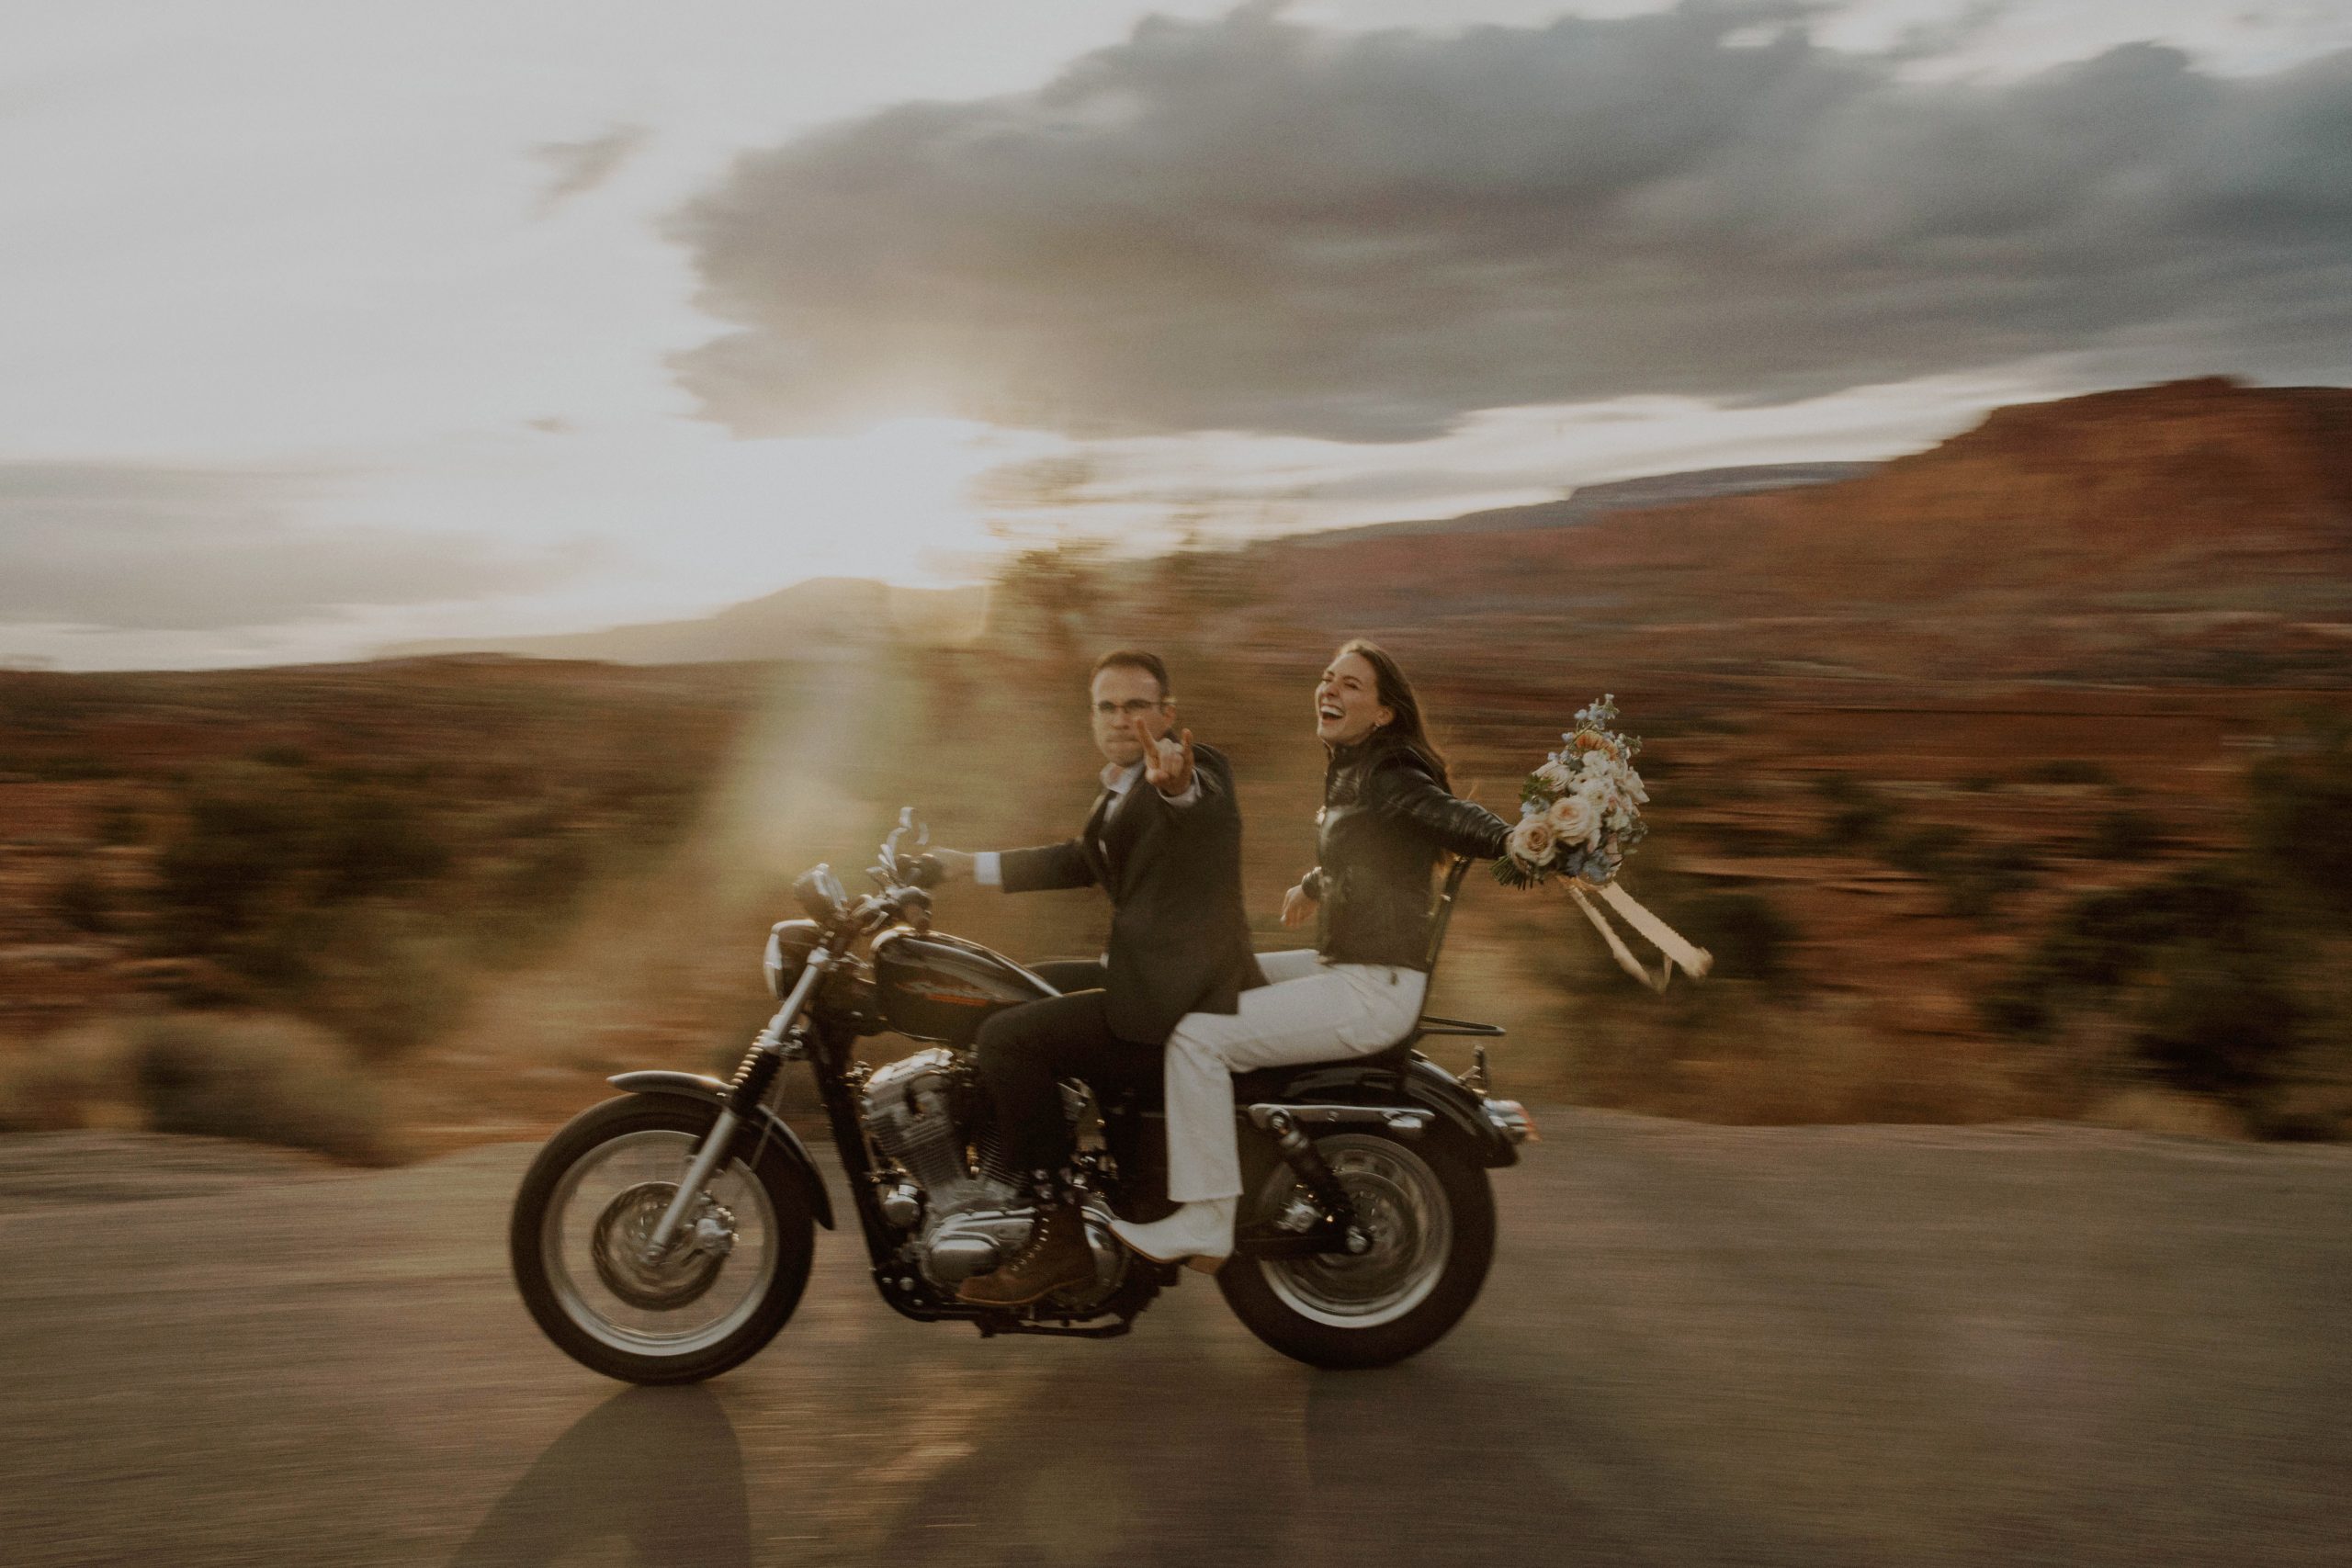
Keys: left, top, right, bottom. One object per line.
{"left": 1415, "top": 1015, "right": 1504, "bottom": 1038}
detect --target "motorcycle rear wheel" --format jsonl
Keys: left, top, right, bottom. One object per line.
{"left": 511, "top": 1096, "right": 816, "bottom": 1384}
{"left": 1218, "top": 1129, "right": 1494, "bottom": 1370}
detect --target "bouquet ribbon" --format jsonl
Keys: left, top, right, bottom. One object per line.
{"left": 1568, "top": 882, "right": 1713, "bottom": 994}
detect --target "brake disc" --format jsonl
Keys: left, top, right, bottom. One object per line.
{"left": 589, "top": 1180, "right": 735, "bottom": 1311}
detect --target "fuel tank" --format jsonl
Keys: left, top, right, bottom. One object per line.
{"left": 871, "top": 928, "right": 1057, "bottom": 1044}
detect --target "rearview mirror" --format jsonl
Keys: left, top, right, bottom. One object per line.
{"left": 793, "top": 863, "right": 846, "bottom": 920}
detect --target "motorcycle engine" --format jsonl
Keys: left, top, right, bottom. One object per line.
{"left": 859, "top": 1047, "right": 1125, "bottom": 1307}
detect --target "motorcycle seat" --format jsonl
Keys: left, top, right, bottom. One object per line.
{"left": 1228, "top": 1041, "right": 1416, "bottom": 1101}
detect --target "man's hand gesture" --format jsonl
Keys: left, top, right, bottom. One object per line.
{"left": 1136, "top": 716, "right": 1196, "bottom": 797}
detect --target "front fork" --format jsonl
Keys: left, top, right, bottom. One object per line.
{"left": 642, "top": 948, "right": 828, "bottom": 1258}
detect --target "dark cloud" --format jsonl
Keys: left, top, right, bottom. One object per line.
{"left": 671, "top": 4, "right": 2352, "bottom": 442}
{"left": 534, "top": 124, "right": 648, "bottom": 214}
{"left": 0, "top": 464, "right": 584, "bottom": 630}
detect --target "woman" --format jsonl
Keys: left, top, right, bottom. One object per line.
{"left": 1109, "top": 638, "right": 1515, "bottom": 1269}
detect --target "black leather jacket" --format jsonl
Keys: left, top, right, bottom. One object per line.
{"left": 1300, "top": 737, "right": 1513, "bottom": 969}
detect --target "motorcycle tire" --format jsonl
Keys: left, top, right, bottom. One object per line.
{"left": 1218, "top": 1128, "right": 1495, "bottom": 1371}
{"left": 511, "top": 1096, "right": 817, "bottom": 1385}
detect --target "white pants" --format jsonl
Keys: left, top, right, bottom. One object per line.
{"left": 1164, "top": 949, "right": 1428, "bottom": 1202}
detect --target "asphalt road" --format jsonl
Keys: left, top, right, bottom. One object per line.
{"left": 3, "top": 1111, "right": 2347, "bottom": 1568}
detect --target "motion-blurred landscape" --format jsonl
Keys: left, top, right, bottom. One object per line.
{"left": 7, "top": 375, "right": 2350, "bottom": 1163}
{"left": 12, "top": 6, "right": 2352, "bottom": 1562}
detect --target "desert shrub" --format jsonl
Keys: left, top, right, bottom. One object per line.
{"left": 53, "top": 869, "right": 114, "bottom": 933}
{"left": 313, "top": 784, "right": 449, "bottom": 901}
{"left": 1975, "top": 971, "right": 2053, "bottom": 1040}
{"left": 129, "top": 1014, "right": 395, "bottom": 1164}
{"left": 1890, "top": 823, "right": 2040, "bottom": 919}
{"left": 29, "top": 750, "right": 114, "bottom": 781}
{"left": 155, "top": 767, "right": 323, "bottom": 933}
{"left": 1813, "top": 774, "right": 1896, "bottom": 848}
{"left": 1, "top": 665, "right": 751, "bottom": 1082}
{"left": 1888, "top": 822, "right": 1973, "bottom": 875}
{"left": 2245, "top": 737, "right": 2352, "bottom": 916}
{"left": 1673, "top": 890, "right": 1800, "bottom": 989}
{"left": 2086, "top": 807, "right": 2162, "bottom": 861}
{"left": 2046, "top": 870, "right": 2245, "bottom": 989}
{"left": 1934, "top": 840, "right": 2043, "bottom": 920}
{"left": 157, "top": 766, "right": 456, "bottom": 932}
{"left": 95, "top": 797, "right": 146, "bottom": 846}
{"left": 2129, "top": 939, "right": 2301, "bottom": 1100}
{"left": 1983, "top": 862, "right": 2307, "bottom": 1111}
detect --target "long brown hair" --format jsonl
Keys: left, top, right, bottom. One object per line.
{"left": 1330, "top": 637, "right": 1450, "bottom": 786}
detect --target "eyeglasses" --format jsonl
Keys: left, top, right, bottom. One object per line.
{"left": 1092, "top": 698, "right": 1166, "bottom": 717}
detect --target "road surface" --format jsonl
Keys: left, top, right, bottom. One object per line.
{"left": 3, "top": 1111, "right": 2347, "bottom": 1566}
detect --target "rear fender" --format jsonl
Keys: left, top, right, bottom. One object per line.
{"left": 606, "top": 1071, "right": 836, "bottom": 1229}
{"left": 1230, "top": 1053, "right": 1519, "bottom": 1169}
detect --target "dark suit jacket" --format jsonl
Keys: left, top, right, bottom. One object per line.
{"left": 997, "top": 740, "right": 1259, "bottom": 1044}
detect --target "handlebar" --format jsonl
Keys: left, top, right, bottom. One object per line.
{"left": 791, "top": 809, "right": 938, "bottom": 935}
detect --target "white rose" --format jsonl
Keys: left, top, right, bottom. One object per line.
{"left": 1534, "top": 759, "right": 1573, "bottom": 791}
{"left": 1546, "top": 793, "right": 1599, "bottom": 846}
{"left": 1508, "top": 816, "right": 1559, "bottom": 866}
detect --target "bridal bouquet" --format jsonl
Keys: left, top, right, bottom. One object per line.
{"left": 1494, "top": 694, "right": 1710, "bottom": 991}
{"left": 1494, "top": 694, "right": 1648, "bottom": 890}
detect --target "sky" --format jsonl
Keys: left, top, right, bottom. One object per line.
{"left": 5, "top": 0, "right": 2349, "bottom": 670}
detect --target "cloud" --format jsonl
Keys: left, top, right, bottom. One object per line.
{"left": 0, "top": 463, "right": 589, "bottom": 630}
{"left": 670, "top": 4, "right": 2352, "bottom": 442}
{"left": 533, "top": 124, "right": 649, "bottom": 214}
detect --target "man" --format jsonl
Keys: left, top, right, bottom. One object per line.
{"left": 933, "top": 649, "right": 1258, "bottom": 1306}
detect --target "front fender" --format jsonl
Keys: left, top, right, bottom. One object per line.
{"left": 606, "top": 1071, "right": 835, "bottom": 1229}
{"left": 1230, "top": 1053, "right": 1520, "bottom": 1169}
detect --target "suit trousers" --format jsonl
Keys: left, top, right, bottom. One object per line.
{"left": 1163, "top": 949, "right": 1427, "bottom": 1203}
{"left": 974, "top": 960, "right": 1162, "bottom": 1183}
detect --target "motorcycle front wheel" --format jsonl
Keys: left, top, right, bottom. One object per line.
{"left": 510, "top": 1096, "right": 816, "bottom": 1384}
{"left": 1218, "top": 1129, "right": 1495, "bottom": 1371}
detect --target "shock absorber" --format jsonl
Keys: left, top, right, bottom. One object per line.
{"left": 1264, "top": 1109, "right": 1373, "bottom": 1257}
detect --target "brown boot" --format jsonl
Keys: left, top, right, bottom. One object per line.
{"left": 956, "top": 1201, "right": 1096, "bottom": 1307}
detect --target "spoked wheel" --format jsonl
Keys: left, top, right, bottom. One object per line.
{"left": 1218, "top": 1131, "right": 1495, "bottom": 1370}
{"left": 511, "top": 1096, "right": 815, "bottom": 1384}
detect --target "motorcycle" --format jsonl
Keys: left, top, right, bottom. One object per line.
{"left": 510, "top": 809, "right": 1534, "bottom": 1382}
